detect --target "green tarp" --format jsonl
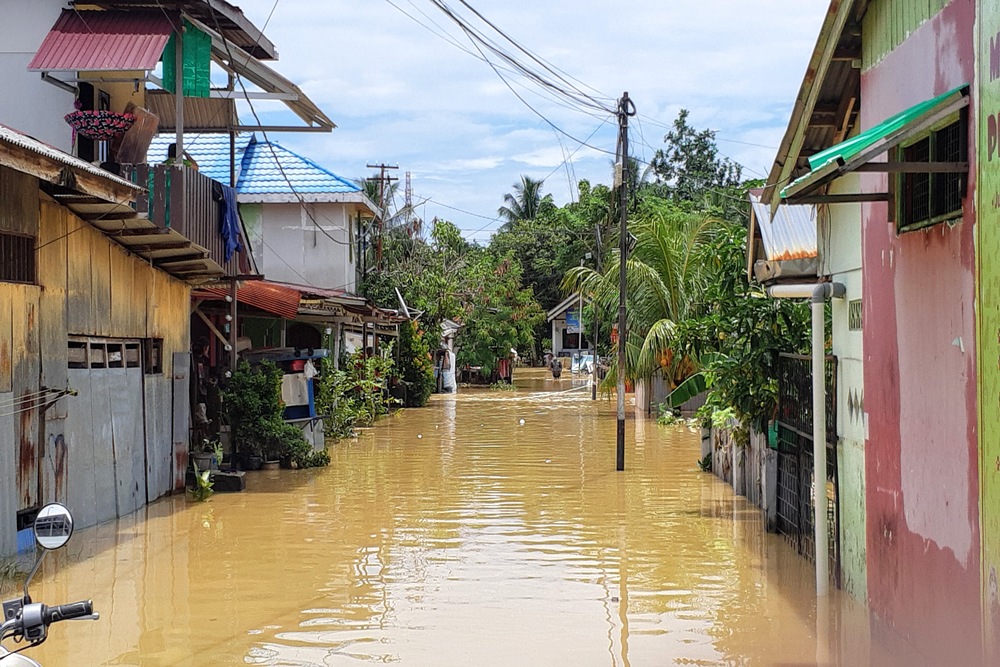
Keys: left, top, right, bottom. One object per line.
{"left": 161, "top": 20, "right": 211, "bottom": 99}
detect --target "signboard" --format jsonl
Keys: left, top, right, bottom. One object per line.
{"left": 565, "top": 307, "right": 580, "bottom": 334}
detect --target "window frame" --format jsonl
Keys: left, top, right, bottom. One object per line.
{"left": 895, "top": 110, "right": 967, "bottom": 233}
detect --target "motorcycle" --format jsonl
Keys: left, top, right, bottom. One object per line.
{"left": 0, "top": 504, "right": 98, "bottom": 665}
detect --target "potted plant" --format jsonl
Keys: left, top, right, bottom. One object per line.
{"left": 191, "top": 438, "right": 221, "bottom": 472}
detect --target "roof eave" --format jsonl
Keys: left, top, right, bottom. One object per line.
{"left": 762, "top": 0, "right": 864, "bottom": 209}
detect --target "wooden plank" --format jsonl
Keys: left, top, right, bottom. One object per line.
{"left": 109, "top": 245, "right": 135, "bottom": 337}
{"left": 12, "top": 284, "right": 41, "bottom": 512}
{"left": 65, "top": 369, "right": 98, "bottom": 529}
{"left": 144, "top": 376, "right": 171, "bottom": 502}
{"left": 90, "top": 229, "right": 112, "bottom": 337}
{"left": 0, "top": 286, "right": 12, "bottom": 393}
{"left": 0, "top": 393, "right": 18, "bottom": 554}
{"left": 90, "top": 366, "right": 117, "bottom": 525}
{"left": 171, "top": 351, "right": 190, "bottom": 491}
{"left": 66, "top": 217, "right": 93, "bottom": 334}
{"left": 0, "top": 166, "right": 38, "bottom": 235}
{"left": 38, "top": 203, "right": 69, "bottom": 417}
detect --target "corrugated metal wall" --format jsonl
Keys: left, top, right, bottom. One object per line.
{"left": 862, "top": 0, "right": 949, "bottom": 70}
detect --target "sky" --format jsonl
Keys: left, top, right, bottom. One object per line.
{"left": 228, "top": 0, "right": 830, "bottom": 243}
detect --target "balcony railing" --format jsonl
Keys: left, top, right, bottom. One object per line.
{"left": 120, "top": 163, "right": 243, "bottom": 279}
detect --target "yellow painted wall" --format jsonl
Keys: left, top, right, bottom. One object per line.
{"left": 39, "top": 199, "right": 190, "bottom": 375}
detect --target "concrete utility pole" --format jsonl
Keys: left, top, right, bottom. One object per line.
{"left": 366, "top": 163, "right": 399, "bottom": 269}
{"left": 615, "top": 92, "right": 635, "bottom": 472}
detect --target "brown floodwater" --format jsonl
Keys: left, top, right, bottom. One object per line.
{"left": 22, "top": 368, "right": 878, "bottom": 666}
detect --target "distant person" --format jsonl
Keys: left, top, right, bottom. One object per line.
{"left": 549, "top": 355, "right": 562, "bottom": 379}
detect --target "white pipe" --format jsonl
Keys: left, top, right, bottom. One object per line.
{"left": 766, "top": 283, "right": 819, "bottom": 299}
{"left": 769, "top": 281, "right": 845, "bottom": 597}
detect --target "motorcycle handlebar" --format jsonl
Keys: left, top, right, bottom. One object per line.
{"left": 42, "top": 600, "right": 93, "bottom": 625}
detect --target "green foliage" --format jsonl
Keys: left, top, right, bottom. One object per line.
{"left": 189, "top": 461, "right": 213, "bottom": 501}
{"left": 455, "top": 252, "right": 543, "bottom": 376}
{"left": 698, "top": 452, "right": 713, "bottom": 472}
{"left": 398, "top": 321, "right": 435, "bottom": 407}
{"left": 497, "top": 175, "right": 556, "bottom": 227}
{"left": 646, "top": 109, "right": 743, "bottom": 202}
{"left": 223, "top": 361, "right": 311, "bottom": 462}
{"left": 347, "top": 350, "right": 397, "bottom": 425}
{"left": 314, "top": 359, "right": 360, "bottom": 439}
{"left": 489, "top": 381, "right": 517, "bottom": 392}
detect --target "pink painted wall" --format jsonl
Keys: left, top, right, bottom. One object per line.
{"left": 860, "top": 0, "right": 982, "bottom": 662}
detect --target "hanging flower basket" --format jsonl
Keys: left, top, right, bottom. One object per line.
{"left": 63, "top": 110, "right": 135, "bottom": 141}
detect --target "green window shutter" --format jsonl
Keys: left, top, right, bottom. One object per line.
{"left": 161, "top": 20, "right": 211, "bottom": 99}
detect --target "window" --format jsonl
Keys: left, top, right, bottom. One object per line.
{"left": 143, "top": 339, "right": 163, "bottom": 374}
{"left": 897, "top": 116, "right": 966, "bottom": 232}
{"left": 0, "top": 232, "right": 36, "bottom": 284}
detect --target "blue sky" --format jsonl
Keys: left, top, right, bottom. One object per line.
{"left": 230, "top": 0, "right": 828, "bottom": 242}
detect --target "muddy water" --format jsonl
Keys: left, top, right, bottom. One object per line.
{"left": 25, "top": 369, "right": 875, "bottom": 666}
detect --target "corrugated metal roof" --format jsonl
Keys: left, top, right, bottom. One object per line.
{"left": 145, "top": 91, "right": 238, "bottom": 133}
{"left": 28, "top": 10, "right": 175, "bottom": 72}
{"left": 0, "top": 123, "right": 141, "bottom": 193}
{"left": 238, "top": 137, "right": 360, "bottom": 195}
{"left": 148, "top": 133, "right": 251, "bottom": 185}
{"left": 147, "top": 133, "right": 359, "bottom": 198}
{"left": 749, "top": 190, "right": 817, "bottom": 261}
{"left": 195, "top": 280, "right": 301, "bottom": 319}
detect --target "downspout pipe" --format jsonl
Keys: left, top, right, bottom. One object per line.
{"left": 766, "top": 282, "right": 845, "bottom": 596}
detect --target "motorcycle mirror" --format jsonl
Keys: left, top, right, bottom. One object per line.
{"left": 33, "top": 504, "right": 73, "bottom": 551}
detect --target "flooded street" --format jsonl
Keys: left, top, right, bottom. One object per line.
{"left": 26, "top": 369, "right": 874, "bottom": 666}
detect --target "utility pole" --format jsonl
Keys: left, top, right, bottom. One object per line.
{"left": 615, "top": 92, "right": 635, "bottom": 472}
{"left": 366, "top": 163, "right": 399, "bottom": 269}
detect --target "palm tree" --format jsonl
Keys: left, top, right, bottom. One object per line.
{"left": 562, "top": 203, "right": 721, "bottom": 384}
{"left": 497, "top": 175, "right": 552, "bottom": 228}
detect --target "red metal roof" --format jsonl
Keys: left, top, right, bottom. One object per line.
{"left": 28, "top": 10, "right": 175, "bottom": 72}
{"left": 195, "top": 281, "right": 301, "bottom": 320}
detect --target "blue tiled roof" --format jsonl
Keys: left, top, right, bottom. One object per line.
{"left": 147, "top": 133, "right": 252, "bottom": 185}
{"left": 239, "top": 136, "right": 360, "bottom": 195}
{"left": 147, "top": 133, "right": 361, "bottom": 196}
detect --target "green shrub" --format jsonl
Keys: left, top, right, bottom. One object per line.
{"left": 223, "top": 361, "right": 312, "bottom": 463}
{"left": 398, "top": 321, "right": 435, "bottom": 407}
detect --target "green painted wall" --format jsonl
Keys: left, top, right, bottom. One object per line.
{"left": 978, "top": 0, "right": 1000, "bottom": 656}
{"left": 862, "top": 0, "right": 949, "bottom": 71}
{"left": 838, "top": 438, "right": 867, "bottom": 601}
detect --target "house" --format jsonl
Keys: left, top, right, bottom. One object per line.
{"left": 0, "top": 1, "right": 344, "bottom": 532}
{"left": 148, "top": 133, "right": 378, "bottom": 295}
{"left": 0, "top": 124, "right": 193, "bottom": 549}
{"left": 546, "top": 292, "right": 590, "bottom": 360}
{"left": 763, "top": 0, "right": 997, "bottom": 662}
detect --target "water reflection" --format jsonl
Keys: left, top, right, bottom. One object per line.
{"left": 27, "top": 369, "right": 874, "bottom": 666}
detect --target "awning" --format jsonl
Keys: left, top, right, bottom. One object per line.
{"left": 195, "top": 281, "right": 301, "bottom": 319}
{"left": 780, "top": 85, "right": 970, "bottom": 203}
{"left": 202, "top": 26, "right": 335, "bottom": 130}
{"left": 28, "top": 10, "right": 176, "bottom": 72}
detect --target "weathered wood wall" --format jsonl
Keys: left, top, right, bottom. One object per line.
{"left": 0, "top": 174, "right": 191, "bottom": 545}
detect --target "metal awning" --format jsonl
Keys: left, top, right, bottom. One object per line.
{"left": 780, "top": 85, "right": 970, "bottom": 204}
{"left": 68, "top": 0, "right": 277, "bottom": 60}
{"left": 201, "top": 27, "right": 335, "bottom": 131}
{"left": 28, "top": 10, "right": 175, "bottom": 72}
{"left": 145, "top": 91, "right": 238, "bottom": 132}
{"left": 195, "top": 281, "right": 301, "bottom": 319}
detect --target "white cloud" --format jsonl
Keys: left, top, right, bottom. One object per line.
{"left": 231, "top": 0, "right": 829, "bottom": 237}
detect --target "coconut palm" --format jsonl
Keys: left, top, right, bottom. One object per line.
{"left": 498, "top": 176, "right": 553, "bottom": 228}
{"left": 563, "top": 202, "right": 721, "bottom": 383}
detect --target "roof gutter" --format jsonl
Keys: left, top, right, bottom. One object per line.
{"left": 766, "top": 280, "right": 845, "bottom": 598}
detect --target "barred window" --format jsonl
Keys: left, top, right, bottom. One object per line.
{"left": 0, "top": 232, "right": 35, "bottom": 284}
{"left": 897, "top": 117, "right": 966, "bottom": 232}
